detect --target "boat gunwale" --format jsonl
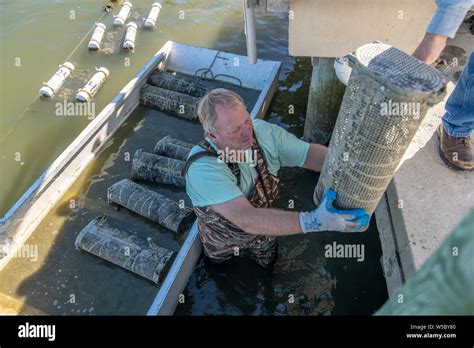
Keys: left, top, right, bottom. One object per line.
{"left": 0, "top": 41, "right": 172, "bottom": 269}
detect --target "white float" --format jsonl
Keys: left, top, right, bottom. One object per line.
{"left": 123, "top": 22, "right": 138, "bottom": 50}
{"left": 113, "top": 1, "right": 133, "bottom": 26}
{"left": 334, "top": 57, "right": 352, "bottom": 86}
{"left": 75, "top": 67, "right": 110, "bottom": 102}
{"left": 144, "top": 2, "right": 162, "bottom": 29}
{"left": 39, "top": 62, "right": 75, "bottom": 97}
{"left": 88, "top": 23, "right": 106, "bottom": 50}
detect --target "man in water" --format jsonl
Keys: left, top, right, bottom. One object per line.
{"left": 182, "top": 88, "right": 369, "bottom": 269}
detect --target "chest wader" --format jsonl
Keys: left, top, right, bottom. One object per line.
{"left": 182, "top": 135, "right": 280, "bottom": 268}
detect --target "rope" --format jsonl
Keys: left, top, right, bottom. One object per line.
{"left": 214, "top": 74, "right": 243, "bottom": 87}
{"left": 194, "top": 50, "right": 220, "bottom": 79}
{"left": 193, "top": 51, "right": 243, "bottom": 87}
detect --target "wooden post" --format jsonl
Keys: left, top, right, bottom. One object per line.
{"left": 303, "top": 57, "right": 345, "bottom": 145}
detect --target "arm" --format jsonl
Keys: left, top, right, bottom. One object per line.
{"left": 412, "top": 33, "right": 448, "bottom": 65}
{"left": 413, "top": 0, "right": 472, "bottom": 64}
{"left": 211, "top": 196, "right": 303, "bottom": 236}
{"left": 303, "top": 143, "right": 328, "bottom": 172}
{"left": 264, "top": 120, "right": 326, "bottom": 171}
{"left": 210, "top": 188, "right": 370, "bottom": 237}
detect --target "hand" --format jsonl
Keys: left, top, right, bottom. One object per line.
{"left": 299, "top": 188, "right": 370, "bottom": 233}
{"left": 412, "top": 32, "right": 448, "bottom": 65}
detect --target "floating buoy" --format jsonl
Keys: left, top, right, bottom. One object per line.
{"left": 75, "top": 67, "right": 110, "bottom": 102}
{"left": 113, "top": 1, "right": 132, "bottom": 26}
{"left": 88, "top": 23, "right": 106, "bottom": 50}
{"left": 123, "top": 22, "right": 138, "bottom": 50}
{"left": 144, "top": 2, "right": 162, "bottom": 29}
{"left": 39, "top": 62, "right": 75, "bottom": 97}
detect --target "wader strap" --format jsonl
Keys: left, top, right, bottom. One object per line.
{"left": 181, "top": 140, "right": 241, "bottom": 187}
{"left": 181, "top": 150, "right": 217, "bottom": 177}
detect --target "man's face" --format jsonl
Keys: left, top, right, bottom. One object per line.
{"left": 207, "top": 103, "right": 254, "bottom": 151}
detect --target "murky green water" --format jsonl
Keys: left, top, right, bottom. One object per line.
{"left": 0, "top": 0, "right": 255, "bottom": 217}
{"left": 0, "top": 0, "right": 388, "bottom": 315}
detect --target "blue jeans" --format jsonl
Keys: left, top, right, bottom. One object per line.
{"left": 442, "top": 52, "right": 474, "bottom": 137}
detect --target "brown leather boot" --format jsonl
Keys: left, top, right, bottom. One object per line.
{"left": 437, "top": 124, "right": 474, "bottom": 171}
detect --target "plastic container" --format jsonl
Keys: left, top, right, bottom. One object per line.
{"left": 88, "top": 23, "right": 106, "bottom": 50}
{"left": 113, "top": 1, "right": 133, "bottom": 26}
{"left": 144, "top": 2, "right": 162, "bottom": 29}
{"left": 123, "top": 22, "right": 138, "bottom": 50}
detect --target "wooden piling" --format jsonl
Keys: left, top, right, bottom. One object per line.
{"left": 131, "top": 149, "right": 186, "bottom": 187}
{"left": 75, "top": 215, "right": 175, "bottom": 284}
{"left": 303, "top": 57, "right": 346, "bottom": 145}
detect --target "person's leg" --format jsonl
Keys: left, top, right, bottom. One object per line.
{"left": 197, "top": 223, "right": 237, "bottom": 263}
{"left": 248, "top": 236, "right": 278, "bottom": 269}
{"left": 439, "top": 52, "right": 474, "bottom": 170}
{"left": 442, "top": 53, "right": 474, "bottom": 136}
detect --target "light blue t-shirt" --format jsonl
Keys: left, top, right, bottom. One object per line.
{"left": 185, "top": 118, "right": 310, "bottom": 207}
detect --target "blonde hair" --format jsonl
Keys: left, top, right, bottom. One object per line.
{"left": 197, "top": 88, "right": 245, "bottom": 134}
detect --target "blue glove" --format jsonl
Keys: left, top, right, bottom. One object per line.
{"left": 299, "top": 188, "right": 370, "bottom": 233}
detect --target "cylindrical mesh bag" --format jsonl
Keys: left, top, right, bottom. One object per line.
{"left": 314, "top": 42, "right": 446, "bottom": 215}
{"left": 75, "top": 216, "right": 175, "bottom": 284}
{"left": 131, "top": 149, "right": 186, "bottom": 187}
{"left": 148, "top": 69, "right": 209, "bottom": 98}
{"left": 107, "top": 179, "right": 194, "bottom": 234}
{"left": 140, "top": 83, "right": 199, "bottom": 121}
{"left": 153, "top": 135, "right": 193, "bottom": 161}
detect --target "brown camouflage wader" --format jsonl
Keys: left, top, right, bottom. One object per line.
{"left": 182, "top": 135, "right": 280, "bottom": 268}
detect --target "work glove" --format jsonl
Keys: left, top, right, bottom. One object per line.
{"left": 299, "top": 188, "right": 370, "bottom": 233}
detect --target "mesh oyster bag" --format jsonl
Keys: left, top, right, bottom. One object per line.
{"left": 314, "top": 42, "right": 446, "bottom": 215}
